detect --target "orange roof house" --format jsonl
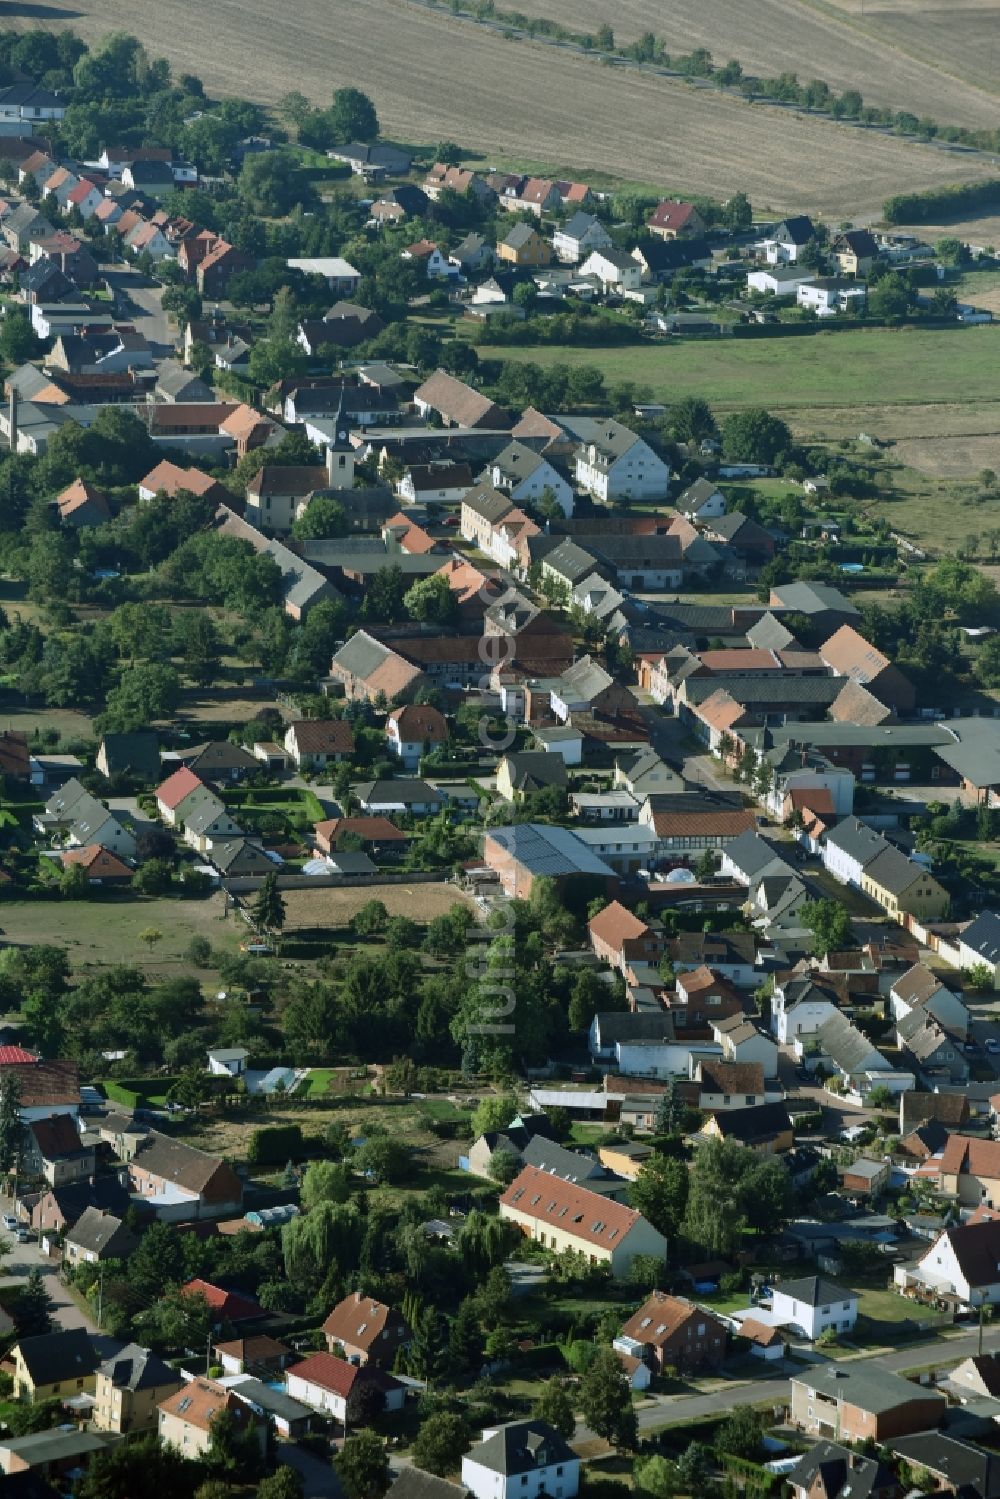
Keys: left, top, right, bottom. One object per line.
{"left": 588, "top": 900, "right": 663, "bottom": 973}
{"left": 55, "top": 478, "right": 110, "bottom": 527}
{"left": 819, "top": 625, "right": 915, "bottom": 713}
{"left": 619, "top": 1291, "right": 727, "bottom": 1371}
{"left": 61, "top": 845, "right": 133, "bottom": 883}
{"left": 155, "top": 766, "right": 205, "bottom": 818}
{"left": 138, "top": 460, "right": 225, "bottom": 503}
{"left": 500, "top": 1166, "right": 668, "bottom": 1276}
{"left": 321, "top": 1292, "right": 410, "bottom": 1365}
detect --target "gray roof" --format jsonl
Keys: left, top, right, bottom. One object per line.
{"left": 723, "top": 830, "right": 793, "bottom": 881}
{"left": 15, "top": 1327, "right": 99, "bottom": 1386}
{"left": 890, "top": 1433, "right": 1000, "bottom": 1497}
{"left": 501, "top": 751, "right": 568, "bottom": 792}
{"left": 462, "top": 482, "right": 515, "bottom": 525}
{"left": 156, "top": 360, "right": 214, "bottom": 401}
{"left": 863, "top": 843, "right": 926, "bottom": 898}
{"left": 817, "top": 1012, "right": 889, "bottom": 1075}
{"left": 682, "top": 674, "right": 841, "bottom": 708}
{"left": 66, "top": 1206, "right": 136, "bottom": 1256}
{"left": 557, "top": 414, "right": 642, "bottom": 461}
{"left": 556, "top": 654, "right": 614, "bottom": 701}
{"left": 594, "top": 1011, "right": 675, "bottom": 1046}
{"left": 961, "top": 911, "right": 1000, "bottom": 964}
{"left": 521, "top": 1136, "right": 604, "bottom": 1183}
{"left": 215, "top": 506, "right": 335, "bottom": 613}
{"left": 787, "top": 1441, "right": 892, "bottom": 1499}
{"left": 466, "top": 1419, "right": 577, "bottom": 1477}
{"left": 490, "top": 822, "right": 616, "bottom": 879}
{"left": 386, "top": 1470, "right": 470, "bottom": 1499}
{"left": 99, "top": 730, "right": 160, "bottom": 777}
{"left": 231, "top": 1375, "right": 312, "bottom": 1423}
{"left": 778, "top": 1274, "right": 854, "bottom": 1306}
{"left": 679, "top": 477, "right": 723, "bottom": 508}
{"left": 746, "top": 611, "right": 803, "bottom": 653}
{"left": 825, "top": 816, "right": 887, "bottom": 870}
{"left": 503, "top": 223, "right": 540, "bottom": 250}
{"left": 543, "top": 538, "right": 599, "bottom": 585}
{"left": 329, "top": 630, "right": 400, "bottom": 684}
{"left": 934, "top": 718, "right": 1000, "bottom": 790}
{"left": 771, "top": 581, "right": 859, "bottom": 618}
{"left": 561, "top": 210, "right": 605, "bottom": 239}
{"left": 490, "top": 439, "right": 548, "bottom": 483}
{"left": 99, "top": 1342, "right": 178, "bottom": 1392}
{"left": 793, "top": 1361, "right": 943, "bottom": 1416}
{"left": 764, "top": 722, "right": 954, "bottom": 752}
{"left": 355, "top": 778, "right": 448, "bottom": 807}
{"left": 0, "top": 1428, "right": 108, "bottom": 1465}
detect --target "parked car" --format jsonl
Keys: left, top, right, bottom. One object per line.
{"left": 986, "top": 1038, "right": 1000, "bottom": 1054}
{"left": 2, "top": 1214, "right": 17, "bottom": 1233}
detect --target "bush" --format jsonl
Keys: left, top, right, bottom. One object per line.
{"left": 883, "top": 180, "right": 1000, "bottom": 224}
{"left": 247, "top": 1124, "right": 304, "bottom": 1165}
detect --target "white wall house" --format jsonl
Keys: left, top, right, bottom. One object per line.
{"left": 462, "top": 1421, "right": 581, "bottom": 1499}
{"left": 489, "top": 449, "right": 573, "bottom": 514}
{"left": 822, "top": 818, "right": 885, "bottom": 888}
{"left": 770, "top": 984, "right": 839, "bottom": 1046}
{"left": 797, "top": 280, "right": 866, "bottom": 317}
{"left": 573, "top": 432, "right": 670, "bottom": 504}
{"left": 770, "top": 1278, "right": 858, "bottom": 1340}
{"left": 207, "top": 1048, "right": 248, "bottom": 1078}
{"left": 747, "top": 267, "right": 814, "bottom": 298}
{"left": 579, "top": 249, "right": 643, "bottom": 292}
{"left": 897, "top": 1222, "right": 1000, "bottom": 1307}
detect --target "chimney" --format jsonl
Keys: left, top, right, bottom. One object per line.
{"left": 8, "top": 386, "right": 16, "bottom": 454}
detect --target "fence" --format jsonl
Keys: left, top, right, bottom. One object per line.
{"left": 223, "top": 870, "right": 449, "bottom": 894}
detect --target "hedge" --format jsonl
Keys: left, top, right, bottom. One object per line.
{"left": 247, "top": 1123, "right": 305, "bottom": 1165}
{"left": 883, "top": 179, "right": 1000, "bottom": 224}
{"left": 102, "top": 1076, "right": 181, "bottom": 1110}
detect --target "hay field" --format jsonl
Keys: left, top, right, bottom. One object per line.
{"left": 512, "top": 0, "right": 1000, "bottom": 126}
{"left": 11, "top": 0, "right": 998, "bottom": 215}
{"left": 282, "top": 882, "right": 474, "bottom": 931}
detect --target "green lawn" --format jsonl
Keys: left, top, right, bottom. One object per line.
{"left": 476, "top": 325, "right": 1000, "bottom": 412}
{"left": 0, "top": 892, "right": 241, "bottom": 966}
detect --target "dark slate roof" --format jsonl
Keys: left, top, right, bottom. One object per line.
{"left": 787, "top": 1441, "right": 893, "bottom": 1499}
{"left": 710, "top": 1101, "right": 792, "bottom": 1143}
{"left": 521, "top": 1136, "right": 603, "bottom": 1183}
{"left": 777, "top": 1274, "right": 854, "bottom": 1307}
{"left": 99, "top": 1342, "right": 179, "bottom": 1392}
{"left": 466, "top": 1419, "right": 577, "bottom": 1476}
{"left": 960, "top": 912, "right": 1000, "bottom": 965}
{"left": 15, "top": 1327, "right": 99, "bottom": 1386}
{"left": 386, "top": 1470, "right": 470, "bottom": 1499}
{"left": 890, "top": 1434, "right": 1000, "bottom": 1499}
{"left": 99, "top": 731, "right": 160, "bottom": 778}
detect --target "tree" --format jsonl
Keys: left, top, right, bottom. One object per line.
{"left": 258, "top": 1472, "right": 305, "bottom": 1499}
{"left": 207, "top": 1407, "right": 266, "bottom": 1483}
{"left": 329, "top": 86, "right": 379, "bottom": 141}
{"left": 488, "top": 1147, "right": 521, "bottom": 1186}
{"left": 292, "top": 495, "right": 348, "bottom": 541}
{"left": 629, "top": 1153, "right": 688, "bottom": 1240}
{"left": 470, "top": 1091, "right": 519, "bottom": 1139}
{"left": 448, "top": 1297, "right": 484, "bottom": 1377}
{"left": 741, "top": 1158, "right": 793, "bottom": 1235}
{"left": 0, "top": 1072, "right": 21, "bottom": 1174}
{"left": 139, "top": 927, "right": 163, "bottom": 954}
{"left": 653, "top": 1074, "right": 685, "bottom": 1136}
{"left": 336, "top": 1431, "right": 390, "bottom": 1499}
{"left": 411, "top": 1412, "right": 470, "bottom": 1476}
{"left": 721, "top": 408, "right": 792, "bottom": 467}
{"left": 300, "top": 1159, "right": 351, "bottom": 1209}
{"left": 240, "top": 149, "right": 300, "bottom": 215}
{"left": 252, "top": 871, "right": 286, "bottom": 938}
{"left": 676, "top": 1442, "right": 713, "bottom": 1499}
{"left": 663, "top": 395, "right": 717, "bottom": 444}
{"left": 78, "top": 1434, "right": 200, "bottom": 1499}
{"left": 716, "top": 1406, "right": 765, "bottom": 1460}
{"left": 532, "top": 1377, "right": 576, "bottom": 1439}
{"left": 684, "top": 1138, "right": 752, "bottom": 1255}
{"left": 409, "top": 1304, "right": 449, "bottom": 1385}
{"left": 353, "top": 899, "right": 389, "bottom": 937}
{"left": 868, "top": 275, "right": 912, "bottom": 321}
{"left": 966, "top": 962, "right": 995, "bottom": 994}
{"left": 18, "top": 1267, "right": 54, "bottom": 1336}
{"left": 355, "top": 1135, "right": 409, "bottom": 1184}
{"left": 801, "top": 897, "right": 853, "bottom": 957}
{"left": 404, "top": 573, "right": 459, "bottom": 626}
{"left": 579, "top": 1347, "right": 637, "bottom": 1449}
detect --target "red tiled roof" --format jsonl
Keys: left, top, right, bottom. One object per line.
{"left": 140, "top": 460, "right": 221, "bottom": 498}
{"left": 62, "top": 845, "right": 132, "bottom": 879}
{"left": 621, "top": 1291, "right": 723, "bottom": 1346}
{"left": 180, "top": 1279, "right": 264, "bottom": 1322}
{"left": 648, "top": 200, "right": 699, "bottom": 232}
{"left": 156, "top": 766, "right": 204, "bottom": 811}
{"left": 648, "top": 808, "right": 757, "bottom": 839}
{"left": 501, "top": 1165, "right": 653, "bottom": 1249}
{"left": 0, "top": 1046, "right": 38, "bottom": 1065}
{"left": 288, "top": 720, "right": 355, "bottom": 755}
{"left": 287, "top": 1350, "right": 362, "bottom": 1396}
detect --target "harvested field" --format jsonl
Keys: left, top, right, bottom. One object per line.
{"left": 822, "top": 0, "right": 1000, "bottom": 100}
{"left": 281, "top": 882, "right": 475, "bottom": 932}
{"left": 506, "top": 0, "right": 1000, "bottom": 126}
{"left": 12, "top": 0, "right": 999, "bottom": 216}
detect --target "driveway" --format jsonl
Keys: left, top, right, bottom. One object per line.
{"left": 278, "top": 1442, "right": 341, "bottom": 1498}
{"left": 100, "top": 265, "right": 174, "bottom": 359}
{"left": 0, "top": 1191, "right": 97, "bottom": 1334}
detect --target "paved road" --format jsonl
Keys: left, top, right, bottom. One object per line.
{"left": 0, "top": 1192, "right": 97, "bottom": 1334}
{"left": 100, "top": 265, "right": 174, "bottom": 358}
{"left": 278, "top": 1443, "right": 341, "bottom": 1498}
{"left": 590, "top": 1322, "right": 1000, "bottom": 1434}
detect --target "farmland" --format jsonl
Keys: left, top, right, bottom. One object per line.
{"left": 13, "top": 0, "right": 1000, "bottom": 215}
{"left": 478, "top": 324, "right": 1000, "bottom": 414}
{"left": 281, "top": 882, "right": 475, "bottom": 933}
{"left": 494, "top": 0, "right": 1000, "bottom": 126}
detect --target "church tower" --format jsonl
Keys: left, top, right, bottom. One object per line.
{"left": 324, "top": 384, "right": 355, "bottom": 489}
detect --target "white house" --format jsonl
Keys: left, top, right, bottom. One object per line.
{"left": 488, "top": 440, "right": 573, "bottom": 515}
{"left": 712, "top": 1016, "right": 779, "bottom": 1076}
{"left": 678, "top": 478, "right": 726, "bottom": 522}
{"left": 897, "top": 1219, "right": 1000, "bottom": 1307}
{"left": 770, "top": 1276, "right": 858, "bottom": 1340}
{"left": 563, "top": 416, "right": 670, "bottom": 504}
{"left": 401, "top": 240, "right": 453, "bottom": 278}
{"left": 553, "top": 212, "right": 612, "bottom": 264}
{"left": 0, "top": 84, "right": 65, "bottom": 124}
{"left": 763, "top": 217, "right": 815, "bottom": 264}
{"left": 286, "top": 258, "right": 361, "bottom": 295}
{"left": 822, "top": 817, "right": 886, "bottom": 889}
{"left": 207, "top": 1048, "right": 248, "bottom": 1079}
{"left": 462, "top": 1420, "right": 580, "bottom": 1499}
{"left": 719, "top": 831, "right": 795, "bottom": 888}
{"left": 957, "top": 912, "right": 1000, "bottom": 988}
{"left": 797, "top": 279, "right": 866, "bottom": 317}
{"left": 890, "top": 964, "right": 970, "bottom": 1036}
{"left": 579, "top": 248, "right": 643, "bottom": 293}
{"left": 285, "top": 1355, "right": 404, "bottom": 1422}
{"left": 747, "top": 267, "right": 815, "bottom": 298}
{"left": 770, "top": 979, "right": 840, "bottom": 1045}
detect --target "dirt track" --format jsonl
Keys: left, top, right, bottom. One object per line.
{"left": 11, "top": 0, "right": 999, "bottom": 215}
